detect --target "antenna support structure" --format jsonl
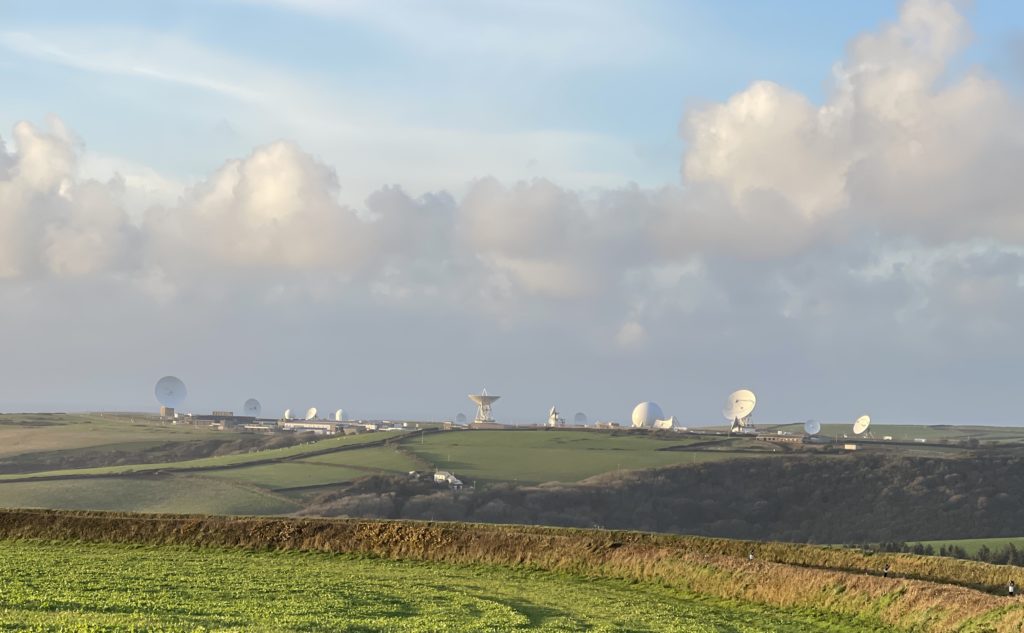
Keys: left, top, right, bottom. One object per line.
{"left": 468, "top": 389, "right": 500, "bottom": 424}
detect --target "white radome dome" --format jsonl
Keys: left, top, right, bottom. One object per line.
{"left": 631, "top": 402, "right": 664, "bottom": 428}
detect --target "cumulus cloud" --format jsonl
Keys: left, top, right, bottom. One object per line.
{"left": 4, "top": 0, "right": 1024, "bottom": 422}
{"left": 0, "top": 118, "right": 136, "bottom": 278}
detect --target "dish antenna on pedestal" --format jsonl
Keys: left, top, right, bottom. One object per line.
{"left": 304, "top": 407, "right": 318, "bottom": 421}
{"left": 853, "top": 415, "right": 872, "bottom": 437}
{"left": 155, "top": 376, "right": 187, "bottom": 409}
{"left": 334, "top": 409, "right": 346, "bottom": 422}
{"left": 723, "top": 389, "right": 756, "bottom": 433}
{"left": 468, "top": 389, "right": 500, "bottom": 424}
{"left": 283, "top": 408, "right": 293, "bottom": 420}
{"left": 547, "top": 406, "right": 564, "bottom": 427}
{"left": 244, "top": 398, "right": 261, "bottom": 418}
{"left": 803, "top": 419, "right": 821, "bottom": 435}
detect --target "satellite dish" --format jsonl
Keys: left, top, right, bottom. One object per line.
{"left": 574, "top": 412, "right": 588, "bottom": 425}
{"left": 455, "top": 413, "right": 467, "bottom": 424}
{"left": 853, "top": 415, "right": 871, "bottom": 435}
{"left": 631, "top": 402, "right": 663, "bottom": 428}
{"left": 468, "top": 389, "right": 500, "bottom": 423}
{"left": 305, "top": 407, "right": 318, "bottom": 421}
{"left": 723, "top": 389, "right": 756, "bottom": 433}
{"left": 154, "top": 376, "right": 187, "bottom": 408}
{"left": 283, "top": 408, "right": 292, "bottom": 420}
{"left": 803, "top": 419, "right": 821, "bottom": 435}
{"left": 334, "top": 408, "right": 346, "bottom": 422}
{"left": 243, "top": 398, "right": 261, "bottom": 417}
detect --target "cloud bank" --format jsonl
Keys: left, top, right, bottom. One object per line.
{"left": 3, "top": 0, "right": 1024, "bottom": 423}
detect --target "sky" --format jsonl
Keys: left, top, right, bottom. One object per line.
{"left": 2, "top": 0, "right": 1024, "bottom": 425}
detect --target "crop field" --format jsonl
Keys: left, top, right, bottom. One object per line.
{"left": 0, "top": 538, "right": 881, "bottom": 632}
{"left": 398, "top": 429, "right": 774, "bottom": 483}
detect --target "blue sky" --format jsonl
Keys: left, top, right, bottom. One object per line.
{"left": 3, "top": 1, "right": 1024, "bottom": 425}
{"left": 6, "top": 0, "right": 1020, "bottom": 202}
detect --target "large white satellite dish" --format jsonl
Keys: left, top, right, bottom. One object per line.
{"left": 283, "top": 408, "right": 293, "bottom": 420}
{"left": 155, "top": 376, "right": 187, "bottom": 408}
{"left": 244, "top": 398, "right": 261, "bottom": 417}
{"left": 723, "top": 389, "right": 756, "bottom": 433}
{"left": 853, "top": 415, "right": 871, "bottom": 435}
{"left": 305, "top": 407, "right": 318, "bottom": 421}
{"left": 469, "top": 389, "right": 500, "bottom": 424}
{"left": 803, "top": 419, "right": 821, "bottom": 435}
{"left": 334, "top": 408, "right": 346, "bottom": 422}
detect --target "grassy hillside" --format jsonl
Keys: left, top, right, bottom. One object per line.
{"left": 0, "top": 412, "right": 222, "bottom": 459}
{"left": 0, "top": 476, "right": 298, "bottom": 514}
{"left": 0, "top": 430, "right": 402, "bottom": 480}
{"left": 0, "top": 510, "right": 1021, "bottom": 632}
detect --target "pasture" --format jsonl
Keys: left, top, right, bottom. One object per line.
{"left": 0, "top": 412, "right": 221, "bottom": 458}
{"left": 398, "top": 429, "right": 775, "bottom": 483}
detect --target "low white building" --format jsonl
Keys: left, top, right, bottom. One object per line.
{"left": 433, "top": 470, "right": 464, "bottom": 490}
{"left": 281, "top": 421, "right": 342, "bottom": 435}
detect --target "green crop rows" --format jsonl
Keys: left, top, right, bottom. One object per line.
{"left": 0, "top": 539, "right": 878, "bottom": 632}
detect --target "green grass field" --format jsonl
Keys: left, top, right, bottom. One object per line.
{"left": 0, "top": 412, "right": 222, "bottom": 458}
{"left": 0, "top": 430, "right": 399, "bottom": 480}
{"left": 0, "top": 539, "right": 880, "bottom": 632}
{"left": 912, "top": 536, "right": 1024, "bottom": 555}
{"left": 398, "top": 429, "right": 771, "bottom": 483}
{"left": 0, "top": 474, "right": 298, "bottom": 514}
{"left": 770, "top": 422, "right": 1024, "bottom": 444}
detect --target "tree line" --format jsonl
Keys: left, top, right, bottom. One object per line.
{"left": 300, "top": 452, "right": 1024, "bottom": 544}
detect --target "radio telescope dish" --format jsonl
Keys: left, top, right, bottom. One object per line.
{"left": 304, "top": 407, "right": 318, "bottom": 421}
{"left": 334, "top": 408, "right": 347, "bottom": 422}
{"left": 547, "top": 406, "right": 564, "bottom": 427}
{"left": 455, "top": 413, "right": 467, "bottom": 424}
{"left": 853, "top": 415, "right": 871, "bottom": 435}
{"left": 468, "top": 389, "right": 500, "bottom": 424}
{"left": 243, "top": 398, "right": 261, "bottom": 417}
{"left": 574, "top": 412, "right": 588, "bottom": 425}
{"left": 723, "top": 389, "right": 756, "bottom": 433}
{"left": 283, "top": 408, "right": 293, "bottom": 420}
{"left": 803, "top": 419, "right": 821, "bottom": 435}
{"left": 154, "top": 376, "right": 187, "bottom": 408}
{"left": 631, "top": 402, "right": 663, "bottom": 428}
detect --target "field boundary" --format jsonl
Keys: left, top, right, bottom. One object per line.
{"left": 0, "top": 509, "right": 1021, "bottom": 632}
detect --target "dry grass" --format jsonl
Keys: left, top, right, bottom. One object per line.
{"left": 1, "top": 509, "right": 1023, "bottom": 631}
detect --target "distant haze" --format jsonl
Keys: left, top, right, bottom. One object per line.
{"left": 3, "top": 1, "right": 1024, "bottom": 425}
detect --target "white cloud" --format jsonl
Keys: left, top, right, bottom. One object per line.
{"left": 0, "top": 118, "right": 136, "bottom": 279}
{"left": 5, "top": 0, "right": 1024, "bottom": 422}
